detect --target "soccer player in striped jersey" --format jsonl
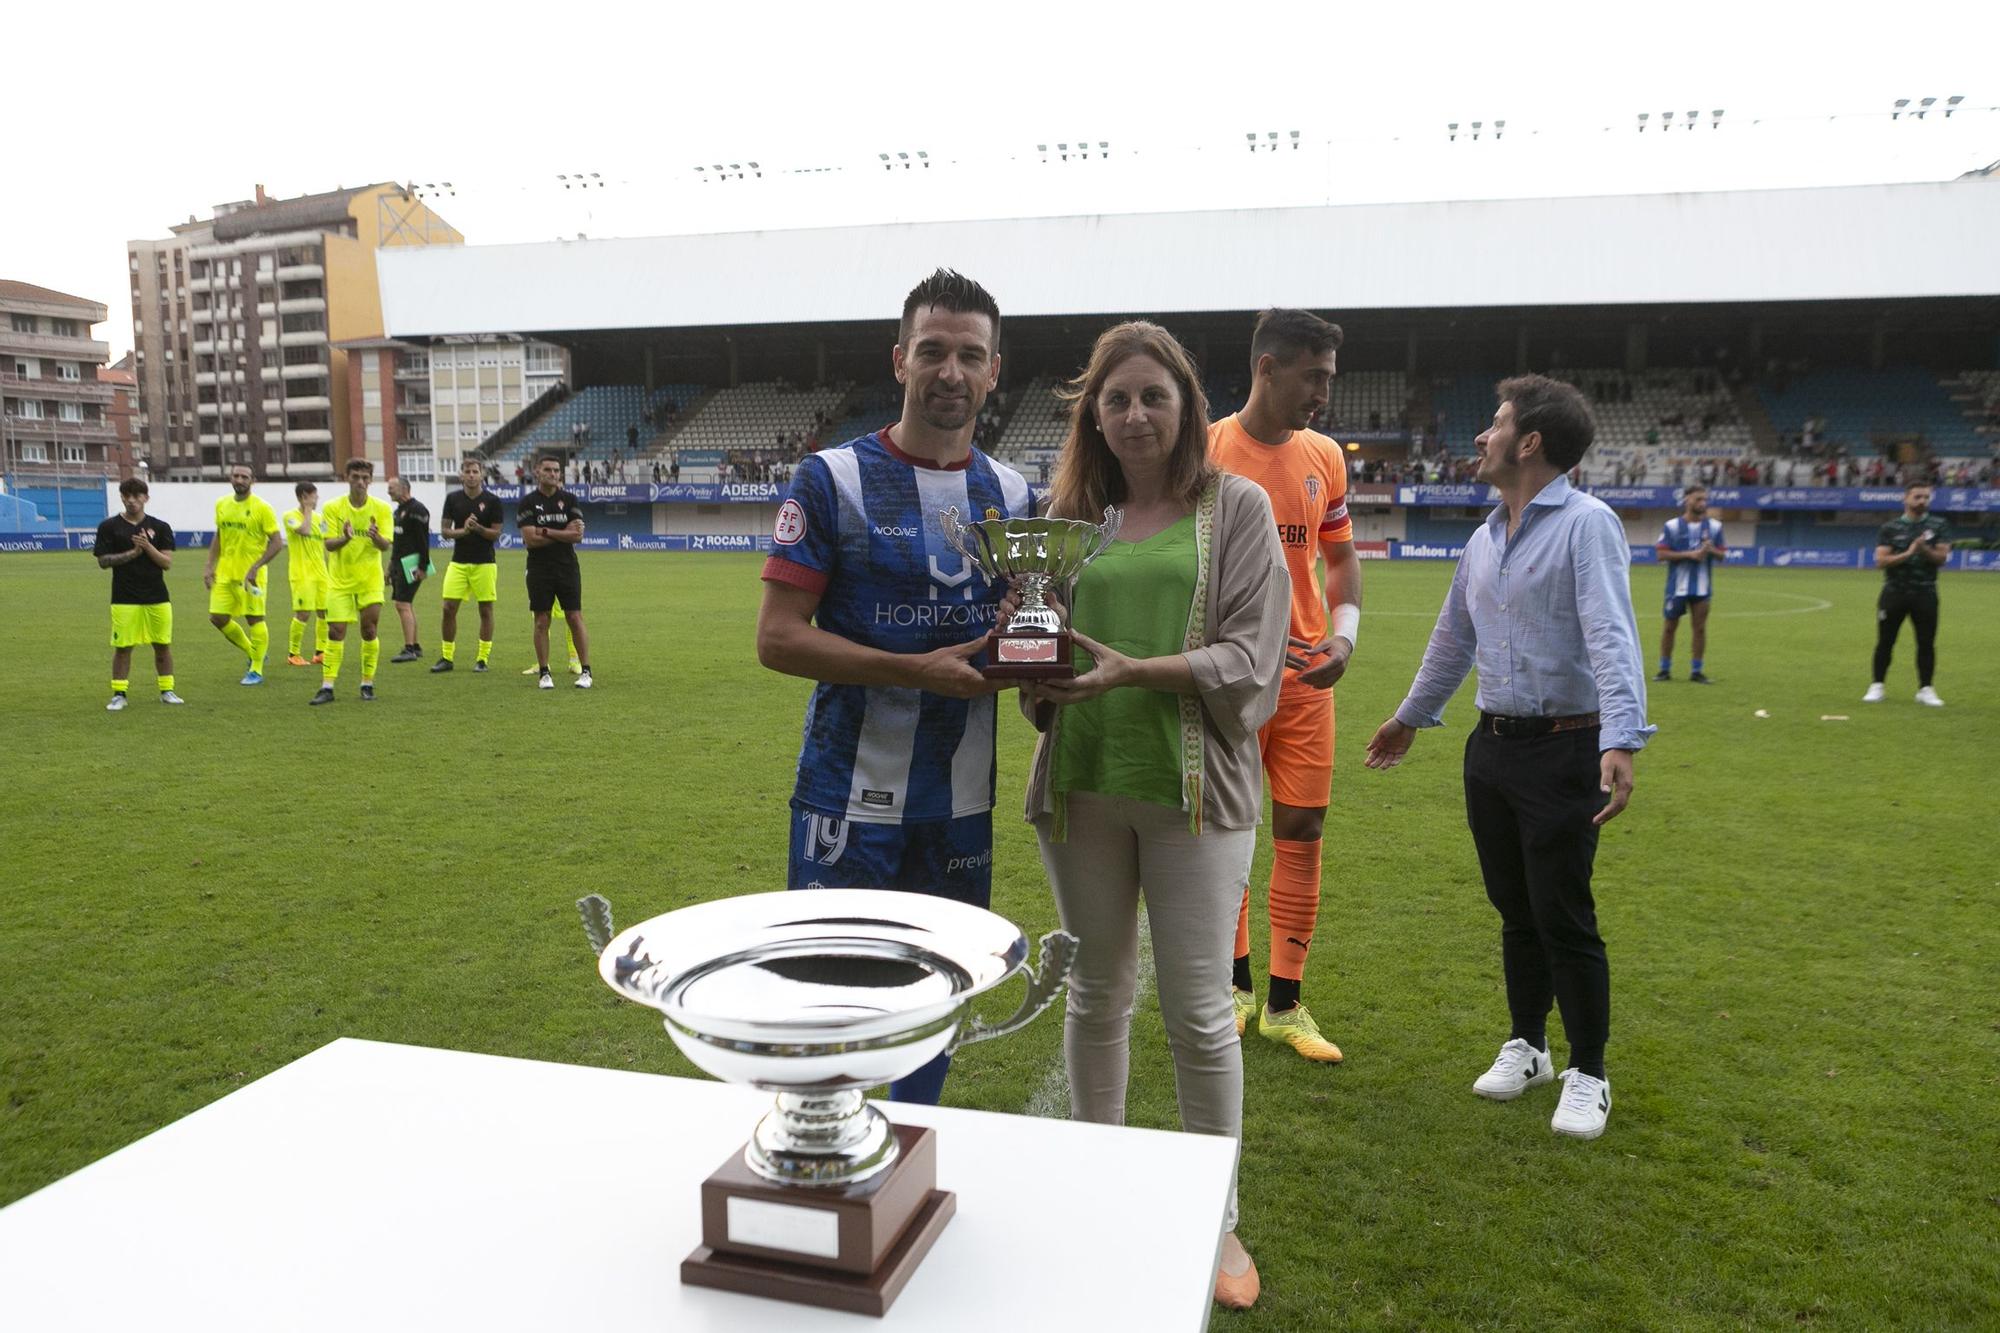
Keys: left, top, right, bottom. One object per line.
{"left": 1210, "top": 309, "right": 1361, "bottom": 1064}
{"left": 1655, "top": 486, "right": 1725, "bottom": 684}
{"left": 756, "top": 269, "right": 1032, "bottom": 1105}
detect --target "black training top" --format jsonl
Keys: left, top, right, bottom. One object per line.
{"left": 393, "top": 498, "right": 433, "bottom": 571}
{"left": 516, "top": 488, "right": 582, "bottom": 573}
{"left": 93, "top": 514, "right": 176, "bottom": 605}
{"left": 1878, "top": 512, "right": 1952, "bottom": 591}
{"left": 442, "top": 489, "right": 504, "bottom": 565}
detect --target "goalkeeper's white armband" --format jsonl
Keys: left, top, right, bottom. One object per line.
{"left": 1331, "top": 603, "right": 1360, "bottom": 648}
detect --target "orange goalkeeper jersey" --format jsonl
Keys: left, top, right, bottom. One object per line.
{"left": 1209, "top": 414, "right": 1354, "bottom": 666}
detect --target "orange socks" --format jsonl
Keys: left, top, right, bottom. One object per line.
{"left": 1267, "top": 838, "right": 1323, "bottom": 981}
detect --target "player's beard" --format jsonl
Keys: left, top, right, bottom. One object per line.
{"left": 917, "top": 389, "right": 975, "bottom": 432}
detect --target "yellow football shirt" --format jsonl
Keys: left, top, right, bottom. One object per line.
{"left": 213, "top": 493, "right": 280, "bottom": 582}
{"left": 283, "top": 507, "right": 330, "bottom": 586}
{"left": 321, "top": 494, "right": 396, "bottom": 594}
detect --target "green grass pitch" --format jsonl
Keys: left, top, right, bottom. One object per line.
{"left": 2, "top": 550, "right": 1995, "bottom": 1330}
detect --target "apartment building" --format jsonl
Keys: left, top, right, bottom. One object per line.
{"left": 0, "top": 280, "right": 117, "bottom": 496}
{"left": 338, "top": 335, "right": 570, "bottom": 479}
{"left": 129, "top": 183, "right": 461, "bottom": 480}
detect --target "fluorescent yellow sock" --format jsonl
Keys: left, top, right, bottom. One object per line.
{"left": 360, "top": 638, "right": 380, "bottom": 681}
{"left": 441, "top": 640, "right": 456, "bottom": 663}
{"left": 323, "top": 639, "right": 344, "bottom": 683}
{"left": 249, "top": 621, "right": 270, "bottom": 671}
{"left": 111, "top": 679, "right": 129, "bottom": 694}
{"left": 288, "top": 619, "right": 305, "bottom": 657}
{"left": 157, "top": 674, "right": 174, "bottom": 691}
{"left": 476, "top": 639, "right": 492, "bottom": 663}
{"left": 315, "top": 619, "right": 329, "bottom": 653}
{"left": 220, "top": 621, "right": 254, "bottom": 658}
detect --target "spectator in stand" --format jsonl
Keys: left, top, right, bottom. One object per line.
{"left": 1740, "top": 460, "right": 1759, "bottom": 485}
{"left": 627, "top": 425, "right": 638, "bottom": 451}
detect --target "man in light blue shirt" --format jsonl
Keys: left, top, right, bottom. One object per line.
{"left": 1367, "top": 374, "right": 1653, "bottom": 1142}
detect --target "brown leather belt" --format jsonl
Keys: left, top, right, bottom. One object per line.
{"left": 1479, "top": 711, "right": 1600, "bottom": 738}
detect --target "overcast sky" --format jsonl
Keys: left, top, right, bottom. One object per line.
{"left": 10, "top": 0, "right": 1996, "bottom": 360}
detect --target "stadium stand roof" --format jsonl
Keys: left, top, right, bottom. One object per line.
{"left": 379, "top": 180, "right": 2000, "bottom": 340}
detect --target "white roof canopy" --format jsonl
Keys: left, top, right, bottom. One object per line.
{"left": 378, "top": 180, "right": 2000, "bottom": 338}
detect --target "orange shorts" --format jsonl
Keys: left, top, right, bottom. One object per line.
{"left": 1259, "top": 688, "right": 1334, "bottom": 808}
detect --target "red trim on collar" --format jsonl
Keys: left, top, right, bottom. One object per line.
{"left": 877, "top": 425, "right": 973, "bottom": 472}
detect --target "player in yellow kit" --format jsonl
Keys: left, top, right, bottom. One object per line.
{"left": 203, "top": 463, "right": 282, "bottom": 685}
{"left": 312, "top": 458, "right": 394, "bottom": 705}
{"left": 281, "top": 481, "right": 332, "bottom": 667}
{"left": 1210, "top": 308, "right": 1363, "bottom": 1064}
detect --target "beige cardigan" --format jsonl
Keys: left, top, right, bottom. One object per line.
{"left": 1024, "top": 472, "right": 1290, "bottom": 832}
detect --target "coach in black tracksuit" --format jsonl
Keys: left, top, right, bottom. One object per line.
{"left": 1866, "top": 481, "right": 1951, "bottom": 707}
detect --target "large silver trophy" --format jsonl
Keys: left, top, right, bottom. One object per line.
{"left": 939, "top": 505, "right": 1122, "bottom": 679}
{"left": 579, "top": 890, "right": 1076, "bottom": 1316}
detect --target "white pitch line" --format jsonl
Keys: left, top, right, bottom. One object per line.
{"left": 1023, "top": 907, "right": 1156, "bottom": 1120}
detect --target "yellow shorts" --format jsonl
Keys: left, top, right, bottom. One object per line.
{"left": 440, "top": 562, "right": 498, "bottom": 603}
{"left": 292, "top": 581, "right": 328, "bottom": 614}
{"left": 110, "top": 603, "right": 173, "bottom": 648}
{"left": 1260, "top": 688, "right": 1334, "bottom": 808}
{"left": 326, "top": 584, "right": 385, "bottom": 623}
{"left": 208, "top": 578, "right": 267, "bottom": 618}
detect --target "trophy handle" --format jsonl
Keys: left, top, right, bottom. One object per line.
{"left": 578, "top": 894, "right": 615, "bottom": 956}
{"left": 949, "top": 929, "right": 1079, "bottom": 1053}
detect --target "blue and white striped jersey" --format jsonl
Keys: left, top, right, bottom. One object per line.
{"left": 1659, "top": 516, "right": 1723, "bottom": 598}
{"left": 762, "top": 428, "right": 1034, "bottom": 823}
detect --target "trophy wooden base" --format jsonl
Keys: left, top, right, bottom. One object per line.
{"left": 681, "top": 1123, "right": 955, "bottom": 1318}
{"left": 984, "top": 627, "right": 1075, "bottom": 680}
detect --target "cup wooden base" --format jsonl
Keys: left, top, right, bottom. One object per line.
{"left": 984, "top": 627, "right": 1074, "bottom": 680}
{"left": 681, "top": 1123, "right": 954, "bottom": 1317}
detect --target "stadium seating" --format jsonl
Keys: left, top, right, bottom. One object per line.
{"left": 1757, "top": 369, "right": 1986, "bottom": 457}
{"left": 991, "top": 376, "right": 1069, "bottom": 479}
{"left": 1428, "top": 370, "right": 1752, "bottom": 483}
{"left": 1945, "top": 371, "right": 2000, "bottom": 450}
{"left": 0, "top": 491, "right": 59, "bottom": 532}
{"left": 488, "top": 385, "right": 700, "bottom": 472}
{"left": 665, "top": 380, "right": 851, "bottom": 455}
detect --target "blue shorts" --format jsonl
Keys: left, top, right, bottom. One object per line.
{"left": 1663, "top": 591, "right": 1711, "bottom": 620}
{"left": 786, "top": 804, "right": 993, "bottom": 909}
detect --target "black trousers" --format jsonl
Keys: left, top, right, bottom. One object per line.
{"left": 1873, "top": 585, "right": 1939, "bottom": 688}
{"left": 1463, "top": 726, "right": 1610, "bottom": 1069}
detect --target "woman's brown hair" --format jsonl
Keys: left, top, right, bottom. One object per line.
{"left": 1046, "top": 321, "right": 1215, "bottom": 519}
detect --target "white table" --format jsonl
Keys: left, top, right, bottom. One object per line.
{"left": 0, "top": 1039, "right": 1234, "bottom": 1330}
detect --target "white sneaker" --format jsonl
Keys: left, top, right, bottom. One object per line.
{"left": 1862, "top": 683, "right": 1885, "bottom": 703}
{"left": 575, "top": 669, "right": 593, "bottom": 690}
{"left": 106, "top": 693, "right": 127, "bottom": 712}
{"left": 1472, "top": 1038, "right": 1554, "bottom": 1101}
{"left": 159, "top": 691, "right": 186, "bottom": 705}
{"left": 1551, "top": 1068, "right": 1611, "bottom": 1139}
{"left": 538, "top": 671, "right": 555, "bottom": 690}
{"left": 1915, "top": 687, "right": 1944, "bottom": 707}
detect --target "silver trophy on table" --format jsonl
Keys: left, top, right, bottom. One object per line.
{"left": 579, "top": 890, "right": 1076, "bottom": 1317}
{"left": 939, "top": 505, "right": 1122, "bottom": 679}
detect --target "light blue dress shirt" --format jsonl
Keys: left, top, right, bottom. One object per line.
{"left": 1396, "top": 475, "right": 1656, "bottom": 752}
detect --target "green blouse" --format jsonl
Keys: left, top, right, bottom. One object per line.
{"left": 1051, "top": 514, "right": 1198, "bottom": 811}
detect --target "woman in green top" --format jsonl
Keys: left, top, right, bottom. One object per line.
{"left": 1022, "top": 322, "right": 1289, "bottom": 1311}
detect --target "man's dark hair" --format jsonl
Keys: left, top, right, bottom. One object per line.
{"left": 1683, "top": 484, "right": 1708, "bottom": 499}
{"left": 1496, "top": 374, "right": 1596, "bottom": 471}
{"left": 345, "top": 458, "right": 374, "bottom": 475}
{"left": 119, "top": 477, "right": 148, "bottom": 498}
{"left": 1251, "top": 308, "right": 1344, "bottom": 368}
{"left": 295, "top": 481, "right": 317, "bottom": 498}
{"left": 536, "top": 451, "right": 563, "bottom": 469}
{"left": 1904, "top": 479, "right": 1933, "bottom": 493}
{"left": 899, "top": 268, "right": 1000, "bottom": 348}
